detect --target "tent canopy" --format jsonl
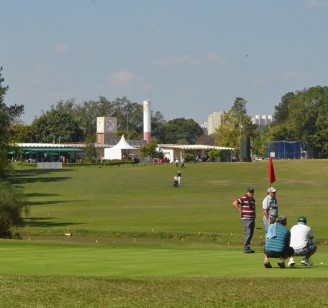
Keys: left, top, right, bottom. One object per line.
{"left": 104, "top": 135, "right": 137, "bottom": 160}
{"left": 111, "top": 135, "right": 136, "bottom": 150}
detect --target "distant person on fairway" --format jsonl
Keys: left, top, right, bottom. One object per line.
{"left": 177, "top": 171, "right": 181, "bottom": 186}
{"left": 173, "top": 175, "right": 179, "bottom": 187}
{"left": 263, "top": 216, "right": 294, "bottom": 268}
{"left": 233, "top": 187, "right": 256, "bottom": 253}
{"left": 180, "top": 157, "right": 185, "bottom": 168}
{"left": 288, "top": 216, "right": 317, "bottom": 267}
{"left": 262, "top": 187, "right": 279, "bottom": 232}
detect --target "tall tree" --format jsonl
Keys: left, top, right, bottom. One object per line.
{"left": 0, "top": 182, "right": 29, "bottom": 238}
{"left": 30, "top": 108, "right": 84, "bottom": 143}
{"left": 0, "top": 67, "right": 24, "bottom": 176}
{"left": 8, "top": 123, "right": 34, "bottom": 143}
{"left": 269, "top": 86, "right": 328, "bottom": 158}
{"left": 121, "top": 99, "right": 143, "bottom": 139}
{"left": 214, "top": 97, "right": 257, "bottom": 156}
{"left": 151, "top": 111, "right": 166, "bottom": 142}
{"left": 161, "top": 118, "right": 203, "bottom": 144}
{"left": 0, "top": 68, "right": 29, "bottom": 237}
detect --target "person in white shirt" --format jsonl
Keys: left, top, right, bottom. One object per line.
{"left": 288, "top": 216, "right": 317, "bottom": 267}
{"left": 262, "top": 187, "right": 279, "bottom": 232}
{"left": 177, "top": 171, "right": 181, "bottom": 186}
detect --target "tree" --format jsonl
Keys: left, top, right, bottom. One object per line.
{"left": 269, "top": 92, "right": 295, "bottom": 141}
{"left": 269, "top": 86, "right": 328, "bottom": 158}
{"left": 30, "top": 108, "right": 84, "bottom": 143}
{"left": 121, "top": 99, "right": 143, "bottom": 139}
{"left": 161, "top": 118, "right": 203, "bottom": 144}
{"left": 84, "top": 142, "right": 98, "bottom": 162}
{"left": 151, "top": 111, "right": 166, "bottom": 142}
{"left": 0, "top": 68, "right": 29, "bottom": 237}
{"left": 0, "top": 67, "right": 24, "bottom": 177}
{"left": 214, "top": 97, "right": 258, "bottom": 157}
{"left": 208, "top": 148, "right": 221, "bottom": 162}
{"left": 273, "top": 92, "right": 295, "bottom": 123}
{"left": 9, "top": 123, "right": 34, "bottom": 143}
{"left": 140, "top": 141, "right": 162, "bottom": 159}
{"left": 0, "top": 181, "right": 29, "bottom": 238}
{"left": 28, "top": 96, "right": 166, "bottom": 144}
{"left": 214, "top": 111, "right": 240, "bottom": 149}
{"left": 197, "top": 134, "right": 214, "bottom": 145}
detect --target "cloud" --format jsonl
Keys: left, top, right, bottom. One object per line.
{"left": 52, "top": 42, "right": 71, "bottom": 54}
{"left": 158, "top": 54, "right": 201, "bottom": 67}
{"left": 109, "top": 71, "right": 140, "bottom": 86}
{"left": 206, "top": 52, "right": 227, "bottom": 67}
{"left": 303, "top": 0, "right": 328, "bottom": 9}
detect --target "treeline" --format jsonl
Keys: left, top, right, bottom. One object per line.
{"left": 213, "top": 87, "right": 328, "bottom": 159}
{"left": 0, "top": 67, "right": 28, "bottom": 237}
{"left": 269, "top": 87, "right": 328, "bottom": 158}
{"left": 9, "top": 97, "right": 204, "bottom": 146}
{"left": 2, "top": 67, "right": 328, "bottom": 160}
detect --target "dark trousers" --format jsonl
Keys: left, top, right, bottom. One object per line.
{"left": 242, "top": 219, "right": 255, "bottom": 251}
{"left": 264, "top": 247, "right": 294, "bottom": 259}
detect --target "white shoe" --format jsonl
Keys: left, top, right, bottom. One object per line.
{"left": 288, "top": 257, "right": 295, "bottom": 267}
{"left": 301, "top": 258, "right": 313, "bottom": 266}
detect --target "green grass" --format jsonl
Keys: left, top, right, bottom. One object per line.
{"left": 1, "top": 240, "right": 327, "bottom": 277}
{"left": 3, "top": 160, "right": 328, "bottom": 306}
{"left": 1, "top": 275, "right": 326, "bottom": 307}
{"left": 13, "top": 160, "right": 328, "bottom": 243}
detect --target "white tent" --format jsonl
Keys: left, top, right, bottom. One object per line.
{"left": 104, "top": 135, "right": 138, "bottom": 160}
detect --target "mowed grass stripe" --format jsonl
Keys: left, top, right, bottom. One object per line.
{"left": 1, "top": 240, "right": 327, "bottom": 278}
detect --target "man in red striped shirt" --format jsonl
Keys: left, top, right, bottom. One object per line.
{"left": 233, "top": 187, "right": 256, "bottom": 253}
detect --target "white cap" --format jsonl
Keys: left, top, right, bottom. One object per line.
{"left": 268, "top": 187, "right": 277, "bottom": 193}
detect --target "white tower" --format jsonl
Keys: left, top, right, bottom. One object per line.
{"left": 143, "top": 100, "right": 151, "bottom": 144}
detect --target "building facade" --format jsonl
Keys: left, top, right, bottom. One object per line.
{"left": 207, "top": 111, "right": 224, "bottom": 135}
{"left": 252, "top": 115, "right": 273, "bottom": 126}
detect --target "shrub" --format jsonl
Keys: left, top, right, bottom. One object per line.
{"left": 0, "top": 181, "right": 29, "bottom": 238}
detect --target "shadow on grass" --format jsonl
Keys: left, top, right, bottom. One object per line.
{"left": 24, "top": 192, "right": 60, "bottom": 198}
{"left": 26, "top": 200, "right": 67, "bottom": 206}
{"left": 26, "top": 197, "right": 82, "bottom": 206}
{"left": 10, "top": 168, "right": 74, "bottom": 185}
{"left": 12, "top": 176, "right": 72, "bottom": 185}
{"left": 23, "top": 217, "right": 85, "bottom": 228}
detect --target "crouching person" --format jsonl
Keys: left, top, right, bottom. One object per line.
{"left": 288, "top": 216, "right": 317, "bottom": 267}
{"left": 173, "top": 175, "right": 179, "bottom": 187}
{"left": 263, "top": 216, "right": 294, "bottom": 268}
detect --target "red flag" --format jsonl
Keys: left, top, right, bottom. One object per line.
{"left": 268, "top": 156, "right": 276, "bottom": 184}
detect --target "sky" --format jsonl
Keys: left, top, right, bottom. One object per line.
{"left": 1, "top": 0, "right": 328, "bottom": 125}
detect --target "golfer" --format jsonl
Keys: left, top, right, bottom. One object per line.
{"left": 263, "top": 216, "right": 294, "bottom": 268}
{"left": 233, "top": 187, "right": 256, "bottom": 253}
{"left": 288, "top": 216, "right": 317, "bottom": 267}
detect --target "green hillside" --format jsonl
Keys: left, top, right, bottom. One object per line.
{"left": 11, "top": 160, "right": 328, "bottom": 244}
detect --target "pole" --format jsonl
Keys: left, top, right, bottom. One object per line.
{"left": 59, "top": 136, "right": 61, "bottom": 162}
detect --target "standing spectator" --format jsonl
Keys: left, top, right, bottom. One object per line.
{"left": 263, "top": 216, "right": 294, "bottom": 268}
{"left": 180, "top": 157, "right": 185, "bottom": 168}
{"left": 262, "top": 187, "right": 279, "bottom": 232}
{"left": 233, "top": 187, "right": 256, "bottom": 253}
{"left": 175, "top": 158, "right": 179, "bottom": 167}
{"left": 288, "top": 216, "right": 317, "bottom": 267}
{"left": 177, "top": 171, "right": 182, "bottom": 186}
{"left": 173, "top": 175, "right": 179, "bottom": 187}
